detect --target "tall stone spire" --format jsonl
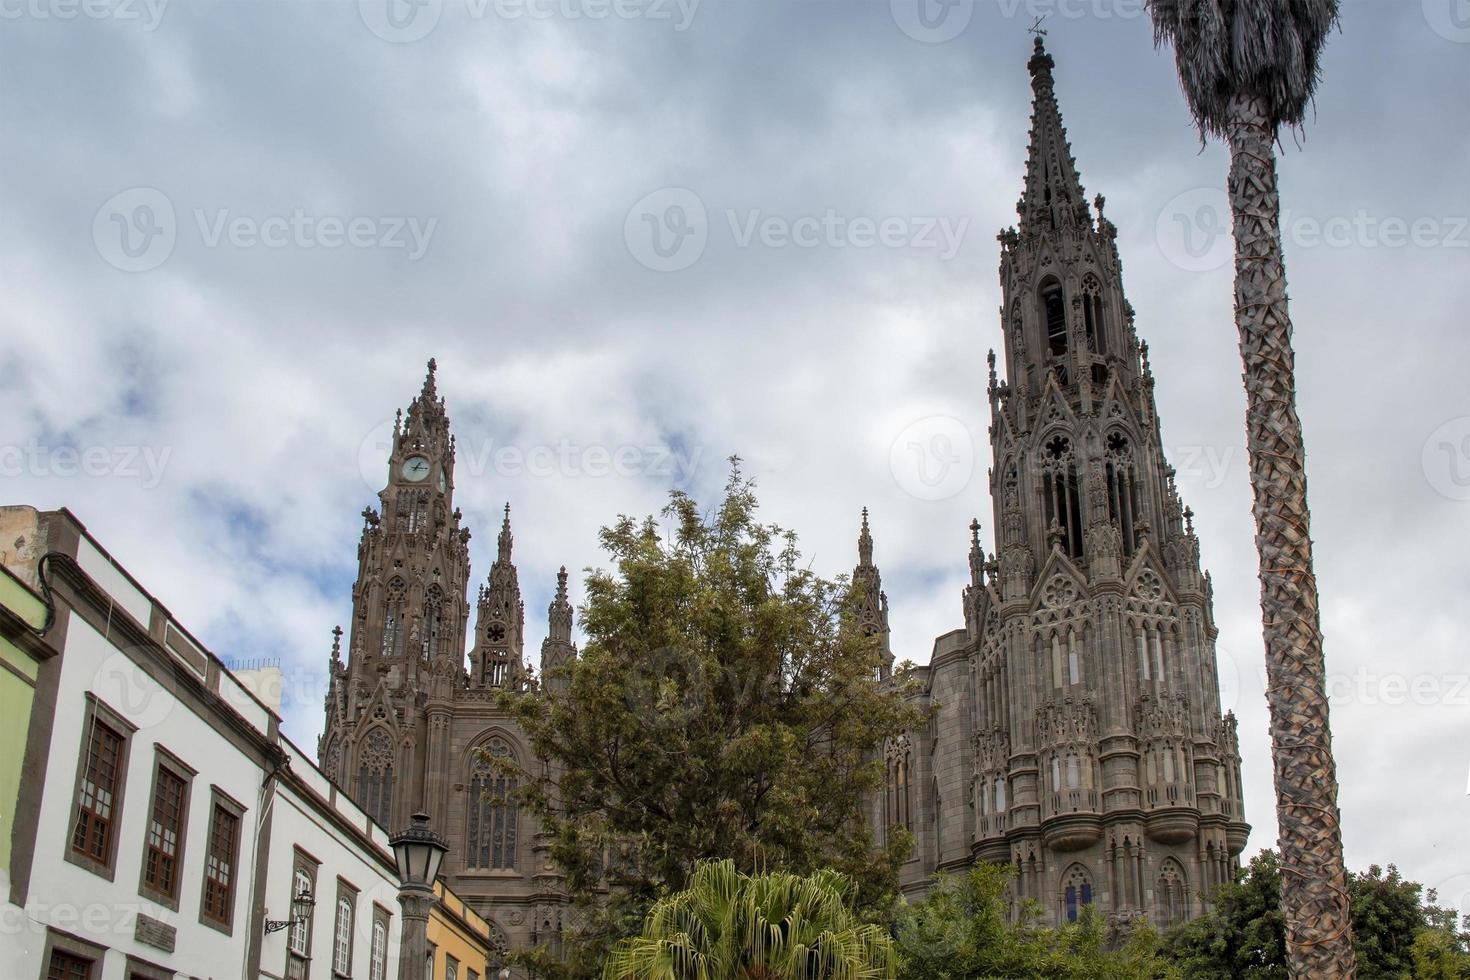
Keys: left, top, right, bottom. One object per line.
{"left": 922, "top": 38, "right": 1249, "bottom": 925}
{"left": 473, "top": 503, "right": 525, "bottom": 686}
{"left": 1018, "top": 36, "right": 1091, "bottom": 237}
{"left": 852, "top": 508, "right": 893, "bottom": 681}
{"left": 318, "top": 358, "right": 472, "bottom": 832}
{"left": 540, "top": 566, "right": 577, "bottom": 694}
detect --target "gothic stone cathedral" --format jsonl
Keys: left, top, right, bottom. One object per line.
{"left": 317, "top": 37, "right": 1247, "bottom": 950}
{"left": 317, "top": 364, "right": 575, "bottom": 957}
{"left": 868, "top": 38, "right": 1249, "bottom": 928}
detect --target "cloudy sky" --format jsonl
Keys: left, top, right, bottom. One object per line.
{"left": 3, "top": 0, "right": 1467, "bottom": 908}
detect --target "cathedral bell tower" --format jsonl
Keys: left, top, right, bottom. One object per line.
{"left": 319, "top": 359, "right": 473, "bottom": 831}
{"left": 955, "top": 38, "right": 1248, "bottom": 928}
{"left": 470, "top": 505, "right": 525, "bottom": 688}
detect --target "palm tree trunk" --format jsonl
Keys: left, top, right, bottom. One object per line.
{"left": 1226, "top": 91, "right": 1357, "bottom": 979}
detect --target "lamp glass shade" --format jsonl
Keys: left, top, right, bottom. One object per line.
{"left": 389, "top": 812, "right": 449, "bottom": 889}
{"left": 291, "top": 887, "right": 315, "bottom": 922}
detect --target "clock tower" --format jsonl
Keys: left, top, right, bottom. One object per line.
{"left": 319, "top": 359, "right": 473, "bottom": 831}
{"left": 319, "top": 359, "right": 574, "bottom": 954}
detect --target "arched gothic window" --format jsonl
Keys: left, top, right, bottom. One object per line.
{"left": 382, "top": 578, "right": 407, "bottom": 657}
{"left": 886, "top": 739, "right": 913, "bottom": 834}
{"left": 396, "top": 488, "right": 429, "bottom": 534}
{"left": 1041, "top": 435, "right": 1084, "bottom": 560}
{"left": 1157, "top": 860, "right": 1188, "bottom": 927}
{"left": 421, "top": 584, "right": 444, "bottom": 660}
{"left": 357, "top": 729, "right": 395, "bottom": 828}
{"left": 1081, "top": 274, "right": 1107, "bottom": 356}
{"left": 1040, "top": 278, "right": 1068, "bottom": 364}
{"left": 1105, "top": 432, "right": 1142, "bottom": 555}
{"left": 467, "top": 739, "right": 519, "bottom": 870}
{"left": 1063, "top": 865, "right": 1094, "bottom": 923}
{"left": 993, "top": 775, "right": 1006, "bottom": 812}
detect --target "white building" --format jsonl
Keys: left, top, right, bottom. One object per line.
{"left": 0, "top": 506, "right": 408, "bottom": 980}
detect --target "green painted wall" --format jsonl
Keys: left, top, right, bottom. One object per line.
{"left": 0, "top": 572, "right": 46, "bottom": 875}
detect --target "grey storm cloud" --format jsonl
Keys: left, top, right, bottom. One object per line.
{"left": 1, "top": 0, "right": 1467, "bottom": 900}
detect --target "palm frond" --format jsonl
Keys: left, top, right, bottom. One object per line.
{"left": 1146, "top": 0, "right": 1340, "bottom": 136}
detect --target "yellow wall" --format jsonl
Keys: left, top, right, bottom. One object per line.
{"left": 427, "top": 880, "right": 495, "bottom": 980}
{"left": 0, "top": 570, "right": 47, "bottom": 874}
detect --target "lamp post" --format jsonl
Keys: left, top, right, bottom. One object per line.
{"left": 263, "top": 885, "right": 315, "bottom": 935}
{"left": 390, "top": 812, "right": 448, "bottom": 980}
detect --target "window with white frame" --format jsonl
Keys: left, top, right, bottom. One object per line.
{"left": 333, "top": 890, "right": 355, "bottom": 976}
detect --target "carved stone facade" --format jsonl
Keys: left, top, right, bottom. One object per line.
{"left": 318, "top": 361, "right": 575, "bottom": 956}
{"left": 872, "top": 39, "right": 1249, "bottom": 930}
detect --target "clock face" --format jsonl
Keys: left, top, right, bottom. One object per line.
{"left": 401, "top": 456, "right": 431, "bottom": 482}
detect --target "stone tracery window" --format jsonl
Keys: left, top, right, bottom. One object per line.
{"left": 1041, "top": 435, "right": 1084, "bottom": 560}
{"left": 358, "top": 728, "right": 395, "bottom": 828}
{"left": 886, "top": 736, "right": 914, "bottom": 834}
{"left": 1081, "top": 273, "right": 1107, "bottom": 356}
{"left": 382, "top": 577, "right": 408, "bottom": 657}
{"left": 467, "top": 738, "right": 519, "bottom": 870}
{"left": 396, "top": 488, "right": 429, "bottom": 534}
{"left": 1063, "top": 864, "right": 1093, "bottom": 922}
{"left": 1105, "top": 432, "right": 1142, "bottom": 556}
{"left": 1040, "top": 277, "right": 1068, "bottom": 366}
{"left": 1157, "top": 859, "right": 1188, "bottom": 927}
{"left": 422, "top": 584, "right": 444, "bottom": 660}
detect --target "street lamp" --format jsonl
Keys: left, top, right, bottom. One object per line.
{"left": 263, "top": 885, "right": 315, "bottom": 934}
{"left": 391, "top": 812, "right": 448, "bottom": 890}
{"left": 390, "top": 813, "right": 449, "bottom": 980}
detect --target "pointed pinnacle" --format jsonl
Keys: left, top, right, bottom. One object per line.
{"left": 497, "top": 503, "right": 514, "bottom": 560}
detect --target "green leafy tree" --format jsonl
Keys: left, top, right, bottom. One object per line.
{"left": 896, "top": 864, "right": 1178, "bottom": 979}
{"left": 500, "top": 463, "right": 922, "bottom": 977}
{"left": 1144, "top": 2, "right": 1352, "bottom": 973}
{"left": 1164, "top": 850, "right": 1287, "bottom": 980}
{"left": 603, "top": 859, "right": 898, "bottom": 980}
{"left": 1165, "top": 851, "right": 1470, "bottom": 979}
